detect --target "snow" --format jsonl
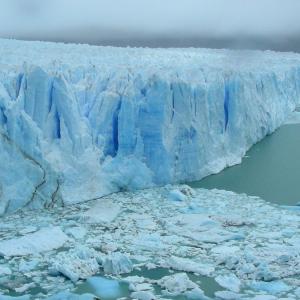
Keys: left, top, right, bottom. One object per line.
{"left": 0, "top": 227, "right": 68, "bottom": 257}
{"left": 1, "top": 39, "right": 300, "bottom": 212}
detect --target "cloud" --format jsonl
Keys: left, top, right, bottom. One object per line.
{"left": 0, "top": 0, "right": 300, "bottom": 49}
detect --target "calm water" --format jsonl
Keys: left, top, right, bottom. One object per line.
{"left": 190, "top": 124, "right": 300, "bottom": 205}
{"left": 75, "top": 267, "right": 223, "bottom": 299}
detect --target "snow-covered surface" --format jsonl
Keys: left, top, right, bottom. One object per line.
{"left": 1, "top": 39, "right": 300, "bottom": 212}
{"left": 0, "top": 185, "right": 300, "bottom": 299}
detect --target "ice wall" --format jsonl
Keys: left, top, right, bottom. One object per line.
{"left": 1, "top": 39, "right": 300, "bottom": 213}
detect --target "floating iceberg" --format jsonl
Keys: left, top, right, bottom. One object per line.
{"left": 0, "top": 226, "right": 68, "bottom": 257}
{"left": 1, "top": 39, "right": 300, "bottom": 212}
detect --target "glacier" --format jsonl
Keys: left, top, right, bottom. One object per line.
{"left": 1, "top": 39, "right": 300, "bottom": 212}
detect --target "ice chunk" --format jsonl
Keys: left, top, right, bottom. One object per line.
{"left": 129, "top": 282, "right": 153, "bottom": 292}
{"left": 46, "top": 292, "right": 97, "bottom": 300}
{"left": 82, "top": 199, "right": 121, "bottom": 224}
{"left": 103, "top": 252, "right": 133, "bottom": 275}
{"left": 168, "top": 190, "right": 187, "bottom": 202}
{"left": 18, "top": 259, "right": 39, "bottom": 273}
{"left": 251, "top": 296, "right": 277, "bottom": 300}
{"left": 214, "top": 291, "right": 244, "bottom": 300}
{"left": 0, "top": 227, "right": 68, "bottom": 257}
{"left": 65, "top": 226, "right": 87, "bottom": 239}
{"left": 165, "top": 256, "right": 214, "bottom": 276}
{"left": 215, "top": 274, "right": 241, "bottom": 293}
{"left": 249, "top": 281, "right": 291, "bottom": 295}
{"left": 122, "top": 275, "right": 146, "bottom": 284}
{"left": 15, "top": 283, "right": 36, "bottom": 294}
{"left": 86, "top": 277, "right": 124, "bottom": 300}
{"left": 50, "top": 247, "right": 100, "bottom": 282}
{"left": 284, "top": 111, "right": 300, "bottom": 125}
{"left": 0, "top": 265, "right": 11, "bottom": 275}
{"left": 0, "top": 296, "right": 30, "bottom": 300}
{"left": 158, "top": 273, "right": 198, "bottom": 295}
{"left": 185, "top": 288, "right": 209, "bottom": 300}
{"left": 131, "top": 291, "right": 156, "bottom": 300}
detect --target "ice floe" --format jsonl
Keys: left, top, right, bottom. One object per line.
{"left": 0, "top": 227, "right": 68, "bottom": 257}
{"left": 0, "top": 186, "right": 299, "bottom": 299}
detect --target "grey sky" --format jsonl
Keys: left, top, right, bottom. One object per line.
{"left": 0, "top": 0, "right": 300, "bottom": 51}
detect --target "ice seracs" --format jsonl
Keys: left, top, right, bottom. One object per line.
{"left": 1, "top": 39, "right": 300, "bottom": 212}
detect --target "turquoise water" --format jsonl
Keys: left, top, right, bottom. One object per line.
{"left": 75, "top": 268, "right": 223, "bottom": 299}
{"left": 190, "top": 124, "right": 300, "bottom": 205}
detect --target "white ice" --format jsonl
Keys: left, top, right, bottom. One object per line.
{"left": 0, "top": 227, "right": 68, "bottom": 257}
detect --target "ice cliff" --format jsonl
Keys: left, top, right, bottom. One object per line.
{"left": 0, "top": 39, "right": 300, "bottom": 213}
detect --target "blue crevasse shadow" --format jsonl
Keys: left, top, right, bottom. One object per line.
{"left": 224, "top": 85, "right": 230, "bottom": 131}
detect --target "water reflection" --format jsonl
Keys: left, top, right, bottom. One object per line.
{"left": 190, "top": 124, "right": 300, "bottom": 205}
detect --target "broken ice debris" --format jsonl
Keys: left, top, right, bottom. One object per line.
{"left": 103, "top": 252, "right": 133, "bottom": 275}
{"left": 82, "top": 199, "right": 121, "bottom": 224}
{"left": 0, "top": 227, "right": 68, "bottom": 257}
{"left": 50, "top": 247, "right": 100, "bottom": 282}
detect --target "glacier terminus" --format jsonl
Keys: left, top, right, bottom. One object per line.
{"left": 1, "top": 39, "right": 300, "bottom": 213}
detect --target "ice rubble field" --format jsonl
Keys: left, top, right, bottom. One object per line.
{"left": 0, "top": 185, "right": 300, "bottom": 299}
{"left": 1, "top": 39, "right": 300, "bottom": 212}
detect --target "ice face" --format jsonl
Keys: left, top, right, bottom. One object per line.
{"left": 1, "top": 39, "right": 300, "bottom": 212}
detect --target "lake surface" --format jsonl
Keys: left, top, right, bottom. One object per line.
{"left": 190, "top": 123, "right": 300, "bottom": 205}
{"left": 75, "top": 267, "right": 223, "bottom": 299}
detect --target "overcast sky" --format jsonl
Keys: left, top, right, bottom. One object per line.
{"left": 0, "top": 0, "right": 300, "bottom": 51}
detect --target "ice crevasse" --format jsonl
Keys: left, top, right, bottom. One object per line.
{"left": 0, "top": 39, "right": 300, "bottom": 213}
